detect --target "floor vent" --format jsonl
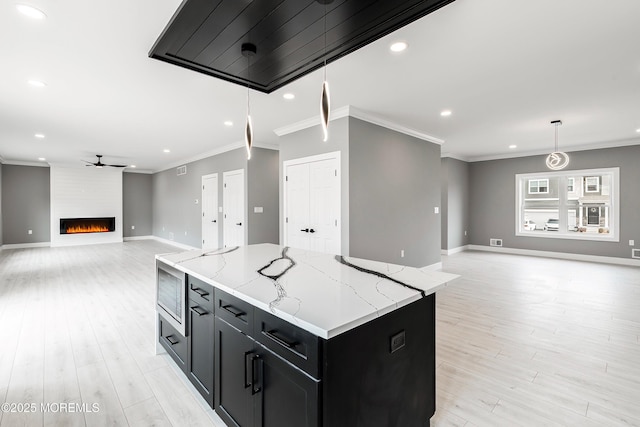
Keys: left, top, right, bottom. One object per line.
{"left": 633, "top": 249, "right": 640, "bottom": 259}
{"left": 490, "top": 238, "right": 503, "bottom": 247}
{"left": 177, "top": 165, "right": 187, "bottom": 176}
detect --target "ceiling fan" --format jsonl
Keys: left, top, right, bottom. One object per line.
{"left": 83, "top": 154, "right": 127, "bottom": 168}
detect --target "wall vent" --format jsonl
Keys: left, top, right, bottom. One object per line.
{"left": 489, "top": 238, "right": 503, "bottom": 247}
{"left": 177, "top": 165, "right": 187, "bottom": 176}
{"left": 632, "top": 249, "right": 640, "bottom": 259}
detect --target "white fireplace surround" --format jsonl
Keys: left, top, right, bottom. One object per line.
{"left": 50, "top": 165, "right": 123, "bottom": 247}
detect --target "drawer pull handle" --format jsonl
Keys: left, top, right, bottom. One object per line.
{"left": 222, "top": 304, "right": 246, "bottom": 318}
{"left": 192, "top": 287, "right": 209, "bottom": 297}
{"left": 264, "top": 330, "right": 298, "bottom": 349}
{"left": 190, "top": 306, "right": 207, "bottom": 316}
{"left": 165, "top": 335, "right": 179, "bottom": 346}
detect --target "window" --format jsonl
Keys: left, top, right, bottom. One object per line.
{"left": 516, "top": 168, "right": 619, "bottom": 241}
{"left": 528, "top": 179, "right": 549, "bottom": 194}
{"left": 585, "top": 176, "right": 599, "bottom": 193}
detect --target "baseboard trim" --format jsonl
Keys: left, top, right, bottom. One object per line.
{"left": 441, "top": 245, "right": 469, "bottom": 256}
{"left": 467, "top": 244, "right": 640, "bottom": 267}
{"left": 1, "top": 242, "right": 51, "bottom": 250}
{"left": 148, "top": 236, "right": 200, "bottom": 251}
{"left": 421, "top": 261, "right": 443, "bottom": 271}
{"left": 123, "top": 235, "right": 154, "bottom": 241}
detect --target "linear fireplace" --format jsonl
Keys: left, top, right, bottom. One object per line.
{"left": 60, "top": 217, "right": 116, "bottom": 235}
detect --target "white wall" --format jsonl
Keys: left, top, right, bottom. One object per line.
{"left": 50, "top": 166, "right": 123, "bottom": 247}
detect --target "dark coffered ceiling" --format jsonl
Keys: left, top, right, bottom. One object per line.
{"left": 149, "top": 0, "right": 455, "bottom": 93}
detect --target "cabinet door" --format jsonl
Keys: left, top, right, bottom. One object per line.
{"left": 215, "top": 318, "right": 254, "bottom": 427}
{"left": 255, "top": 344, "right": 320, "bottom": 427}
{"left": 188, "top": 299, "right": 214, "bottom": 408}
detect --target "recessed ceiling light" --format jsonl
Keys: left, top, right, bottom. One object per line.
{"left": 38, "top": 157, "right": 46, "bottom": 161}
{"left": 283, "top": 93, "right": 295, "bottom": 100}
{"left": 390, "top": 41, "right": 408, "bottom": 53}
{"left": 163, "top": 149, "right": 170, "bottom": 153}
{"left": 34, "top": 133, "right": 45, "bottom": 139}
{"left": 509, "top": 144, "right": 517, "bottom": 149}
{"left": 440, "top": 110, "right": 452, "bottom": 117}
{"left": 28, "top": 79, "right": 47, "bottom": 87}
{"left": 16, "top": 4, "right": 46, "bottom": 19}
{"left": 224, "top": 121, "right": 233, "bottom": 127}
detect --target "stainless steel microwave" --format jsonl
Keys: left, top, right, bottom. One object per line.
{"left": 156, "top": 261, "right": 187, "bottom": 336}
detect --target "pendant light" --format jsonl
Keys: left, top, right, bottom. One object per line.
{"left": 318, "top": 0, "right": 333, "bottom": 142}
{"left": 546, "top": 120, "right": 569, "bottom": 170}
{"left": 241, "top": 43, "right": 256, "bottom": 160}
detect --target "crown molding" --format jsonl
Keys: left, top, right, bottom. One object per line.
{"left": 466, "top": 137, "right": 640, "bottom": 162}
{"left": 2, "top": 160, "right": 50, "bottom": 167}
{"left": 274, "top": 105, "right": 444, "bottom": 145}
{"left": 153, "top": 139, "right": 279, "bottom": 174}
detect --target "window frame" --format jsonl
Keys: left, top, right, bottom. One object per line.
{"left": 515, "top": 167, "right": 619, "bottom": 242}
{"left": 585, "top": 176, "right": 600, "bottom": 193}
{"left": 528, "top": 178, "right": 549, "bottom": 194}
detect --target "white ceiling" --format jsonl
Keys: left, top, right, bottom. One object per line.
{"left": 1, "top": 0, "right": 639, "bottom": 173}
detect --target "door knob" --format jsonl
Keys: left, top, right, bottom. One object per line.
{"left": 236, "top": 222, "right": 242, "bottom": 226}
{"left": 212, "top": 220, "right": 217, "bottom": 223}
{"left": 309, "top": 229, "right": 316, "bottom": 233}
{"left": 300, "top": 228, "right": 309, "bottom": 232}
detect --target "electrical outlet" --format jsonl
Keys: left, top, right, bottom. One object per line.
{"left": 464, "top": 230, "right": 467, "bottom": 236}
{"left": 434, "top": 206, "right": 439, "bottom": 214}
{"left": 400, "top": 249, "right": 405, "bottom": 258}
{"left": 195, "top": 199, "right": 199, "bottom": 205}
{"left": 131, "top": 225, "right": 135, "bottom": 230}
{"left": 218, "top": 206, "right": 223, "bottom": 213}
{"left": 28, "top": 229, "right": 33, "bottom": 235}
{"left": 630, "top": 240, "right": 635, "bottom": 246}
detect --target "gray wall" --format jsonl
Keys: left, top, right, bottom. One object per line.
{"left": 0, "top": 163, "right": 3, "bottom": 245}
{"left": 123, "top": 172, "right": 153, "bottom": 237}
{"left": 1, "top": 165, "right": 50, "bottom": 244}
{"left": 247, "top": 148, "right": 279, "bottom": 245}
{"left": 278, "top": 117, "right": 350, "bottom": 255}
{"left": 349, "top": 118, "right": 442, "bottom": 268}
{"left": 469, "top": 145, "right": 640, "bottom": 259}
{"left": 152, "top": 147, "right": 279, "bottom": 248}
{"left": 441, "top": 157, "right": 470, "bottom": 251}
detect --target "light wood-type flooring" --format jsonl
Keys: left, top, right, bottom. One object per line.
{"left": 0, "top": 241, "right": 638, "bottom": 426}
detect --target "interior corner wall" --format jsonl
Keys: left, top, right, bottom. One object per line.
{"left": 441, "top": 157, "right": 470, "bottom": 251}
{"left": 349, "top": 117, "right": 441, "bottom": 268}
{"left": 278, "top": 117, "right": 350, "bottom": 255}
{"left": 247, "top": 148, "right": 279, "bottom": 245}
{"left": 123, "top": 172, "right": 153, "bottom": 237}
{"left": 1, "top": 164, "right": 51, "bottom": 245}
{"left": 152, "top": 148, "right": 249, "bottom": 248}
{"left": 468, "top": 145, "right": 640, "bottom": 259}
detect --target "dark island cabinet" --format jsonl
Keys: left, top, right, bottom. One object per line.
{"left": 214, "top": 290, "right": 320, "bottom": 427}
{"left": 187, "top": 275, "right": 215, "bottom": 407}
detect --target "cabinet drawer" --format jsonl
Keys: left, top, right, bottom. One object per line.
{"left": 159, "top": 315, "right": 187, "bottom": 371}
{"left": 188, "top": 275, "right": 214, "bottom": 311}
{"left": 215, "top": 289, "right": 253, "bottom": 335}
{"left": 254, "top": 309, "right": 321, "bottom": 379}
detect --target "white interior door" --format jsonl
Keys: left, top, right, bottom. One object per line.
{"left": 284, "top": 152, "right": 340, "bottom": 254}
{"left": 285, "top": 163, "right": 311, "bottom": 250}
{"left": 308, "top": 159, "right": 340, "bottom": 254}
{"left": 202, "top": 173, "right": 219, "bottom": 250}
{"left": 223, "top": 169, "right": 245, "bottom": 248}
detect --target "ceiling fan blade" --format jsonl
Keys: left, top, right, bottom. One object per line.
{"left": 106, "top": 164, "right": 127, "bottom": 168}
{"left": 82, "top": 160, "right": 95, "bottom": 164}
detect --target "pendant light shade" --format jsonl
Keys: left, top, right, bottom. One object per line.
{"left": 242, "top": 43, "right": 257, "bottom": 160}
{"left": 545, "top": 120, "right": 569, "bottom": 170}
{"left": 245, "top": 114, "right": 253, "bottom": 160}
{"left": 321, "top": 79, "right": 330, "bottom": 142}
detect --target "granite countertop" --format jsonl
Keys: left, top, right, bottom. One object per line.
{"left": 156, "top": 244, "right": 459, "bottom": 339}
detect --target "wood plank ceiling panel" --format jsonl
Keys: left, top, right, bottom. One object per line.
{"left": 149, "top": 0, "right": 456, "bottom": 93}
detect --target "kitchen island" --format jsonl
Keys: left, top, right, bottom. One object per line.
{"left": 156, "top": 244, "right": 458, "bottom": 427}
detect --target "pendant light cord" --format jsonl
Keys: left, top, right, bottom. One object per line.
{"left": 555, "top": 122, "right": 559, "bottom": 152}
